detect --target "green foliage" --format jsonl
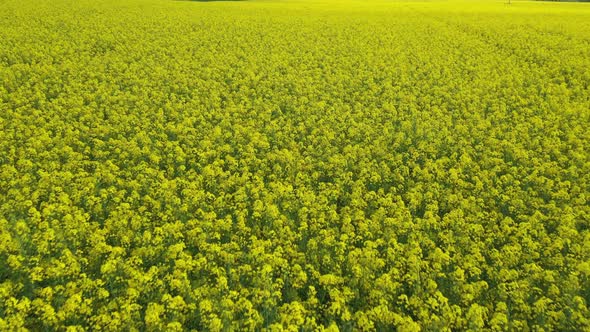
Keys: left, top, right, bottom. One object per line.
{"left": 1, "top": 0, "right": 590, "bottom": 330}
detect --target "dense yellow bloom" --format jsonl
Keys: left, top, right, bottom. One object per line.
{"left": 1, "top": 0, "right": 589, "bottom": 330}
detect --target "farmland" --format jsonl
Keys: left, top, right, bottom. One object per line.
{"left": 1, "top": 0, "right": 590, "bottom": 330}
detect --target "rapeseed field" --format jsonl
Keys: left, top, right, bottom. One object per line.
{"left": 1, "top": 0, "right": 589, "bottom": 330}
